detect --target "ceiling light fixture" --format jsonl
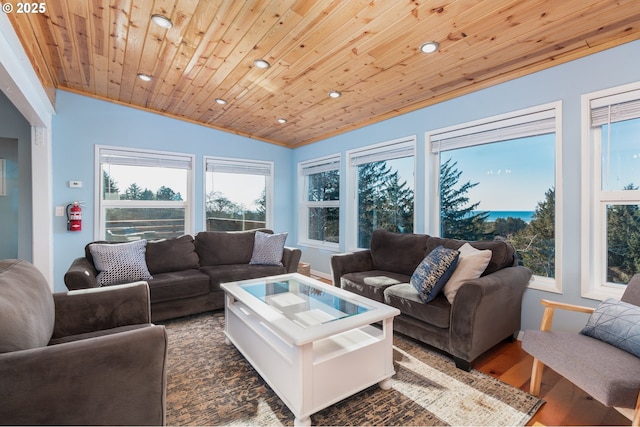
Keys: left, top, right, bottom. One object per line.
{"left": 215, "top": 98, "right": 227, "bottom": 105}
{"left": 277, "top": 118, "right": 287, "bottom": 124}
{"left": 419, "top": 41, "right": 439, "bottom": 54}
{"left": 328, "top": 90, "right": 342, "bottom": 98}
{"left": 137, "top": 73, "right": 152, "bottom": 82}
{"left": 254, "top": 59, "right": 271, "bottom": 69}
{"left": 151, "top": 14, "right": 173, "bottom": 29}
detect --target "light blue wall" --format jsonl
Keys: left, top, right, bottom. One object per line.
{"left": 41, "top": 40, "right": 640, "bottom": 331}
{"left": 0, "top": 90, "right": 32, "bottom": 261}
{"left": 292, "top": 39, "right": 640, "bottom": 332}
{"left": 51, "top": 91, "right": 293, "bottom": 291}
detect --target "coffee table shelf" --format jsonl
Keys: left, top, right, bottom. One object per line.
{"left": 221, "top": 273, "right": 400, "bottom": 426}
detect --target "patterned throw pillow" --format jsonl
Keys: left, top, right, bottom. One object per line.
{"left": 410, "top": 245, "right": 460, "bottom": 303}
{"left": 580, "top": 298, "right": 640, "bottom": 358}
{"left": 89, "top": 239, "right": 153, "bottom": 286}
{"left": 249, "top": 231, "right": 288, "bottom": 266}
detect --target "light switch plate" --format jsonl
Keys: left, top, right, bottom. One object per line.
{"left": 68, "top": 180, "right": 82, "bottom": 188}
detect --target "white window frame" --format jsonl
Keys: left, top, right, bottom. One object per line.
{"left": 581, "top": 81, "right": 640, "bottom": 300}
{"left": 346, "top": 135, "right": 417, "bottom": 251}
{"left": 203, "top": 156, "right": 274, "bottom": 231}
{"left": 427, "top": 102, "right": 563, "bottom": 293}
{"left": 297, "top": 154, "right": 341, "bottom": 250}
{"left": 95, "top": 145, "right": 195, "bottom": 240}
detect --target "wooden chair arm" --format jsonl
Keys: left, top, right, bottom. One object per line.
{"left": 538, "top": 299, "right": 595, "bottom": 331}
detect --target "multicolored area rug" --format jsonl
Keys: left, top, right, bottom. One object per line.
{"left": 161, "top": 312, "right": 543, "bottom": 426}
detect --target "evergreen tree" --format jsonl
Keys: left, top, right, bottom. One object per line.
{"left": 512, "top": 187, "right": 555, "bottom": 277}
{"left": 357, "top": 161, "right": 413, "bottom": 248}
{"left": 102, "top": 171, "right": 119, "bottom": 198}
{"left": 156, "top": 185, "right": 182, "bottom": 201}
{"left": 307, "top": 171, "right": 339, "bottom": 242}
{"left": 494, "top": 217, "right": 527, "bottom": 238}
{"left": 606, "top": 183, "right": 640, "bottom": 283}
{"left": 439, "top": 157, "right": 489, "bottom": 240}
{"left": 124, "top": 183, "right": 144, "bottom": 200}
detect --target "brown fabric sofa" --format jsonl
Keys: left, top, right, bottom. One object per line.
{"left": 65, "top": 229, "right": 302, "bottom": 321}
{"left": 0, "top": 259, "right": 167, "bottom": 426}
{"left": 330, "top": 230, "right": 532, "bottom": 370}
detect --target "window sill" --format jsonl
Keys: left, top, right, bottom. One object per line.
{"left": 296, "top": 240, "right": 340, "bottom": 252}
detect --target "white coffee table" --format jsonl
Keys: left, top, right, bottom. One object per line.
{"left": 221, "top": 273, "right": 400, "bottom": 426}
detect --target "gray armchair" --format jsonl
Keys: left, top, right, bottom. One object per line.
{"left": 0, "top": 259, "right": 167, "bottom": 426}
{"left": 522, "top": 274, "right": 640, "bottom": 426}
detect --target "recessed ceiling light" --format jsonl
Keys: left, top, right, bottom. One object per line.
{"left": 419, "top": 41, "right": 439, "bottom": 54}
{"left": 277, "top": 118, "right": 287, "bottom": 124}
{"left": 254, "top": 59, "right": 271, "bottom": 69}
{"left": 215, "top": 98, "right": 227, "bottom": 105}
{"left": 328, "top": 90, "right": 342, "bottom": 98}
{"left": 137, "top": 73, "right": 152, "bottom": 82}
{"left": 151, "top": 14, "right": 173, "bottom": 29}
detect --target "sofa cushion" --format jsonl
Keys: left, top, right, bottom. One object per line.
{"left": 200, "top": 264, "right": 287, "bottom": 292}
{"left": 195, "top": 229, "right": 272, "bottom": 266}
{"left": 370, "top": 230, "right": 429, "bottom": 276}
{"left": 426, "top": 237, "right": 515, "bottom": 275}
{"left": 340, "top": 270, "right": 411, "bottom": 303}
{"left": 384, "top": 283, "right": 451, "bottom": 328}
{"left": 250, "top": 231, "right": 287, "bottom": 266}
{"left": 410, "top": 246, "right": 459, "bottom": 303}
{"left": 145, "top": 235, "right": 199, "bottom": 274}
{"left": 146, "top": 270, "right": 210, "bottom": 304}
{"left": 89, "top": 240, "right": 153, "bottom": 286}
{"left": 580, "top": 298, "right": 640, "bottom": 358}
{"left": 0, "top": 259, "right": 55, "bottom": 353}
{"left": 443, "top": 243, "right": 492, "bottom": 304}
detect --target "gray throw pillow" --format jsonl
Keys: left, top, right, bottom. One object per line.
{"left": 410, "top": 245, "right": 460, "bottom": 303}
{"left": 89, "top": 239, "right": 153, "bottom": 286}
{"left": 250, "top": 231, "right": 287, "bottom": 266}
{"left": 580, "top": 298, "right": 640, "bottom": 358}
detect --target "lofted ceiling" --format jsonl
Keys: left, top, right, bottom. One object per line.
{"left": 7, "top": 0, "right": 640, "bottom": 147}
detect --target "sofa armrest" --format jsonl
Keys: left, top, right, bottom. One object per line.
{"left": 0, "top": 325, "right": 167, "bottom": 426}
{"left": 64, "top": 257, "right": 99, "bottom": 290}
{"left": 52, "top": 281, "right": 152, "bottom": 339}
{"left": 449, "top": 266, "right": 531, "bottom": 362}
{"left": 282, "top": 246, "right": 302, "bottom": 273}
{"left": 330, "top": 250, "right": 374, "bottom": 286}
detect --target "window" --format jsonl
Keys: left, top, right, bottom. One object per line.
{"left": 347, "top": 136, "right": 415, "bottom": 250}
{"left": 298, "top": 155, "right": 340, "bottom": 249}
{"left": 97, "top": 146, "right": 193, "bottom": 241}
{"left": 205, "top": 157, "right": 272, "bottom": 231}
{"left": 582, "top": 82, "right": 640, "bottom": 300}
{"left": 429, "top": 103, "right": 561, "bottom": 292}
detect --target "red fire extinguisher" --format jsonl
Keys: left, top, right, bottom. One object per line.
{"left": 67, "top": 202, "right": 82, "bottom": 232}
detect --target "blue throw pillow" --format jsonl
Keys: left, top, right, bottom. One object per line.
{"left": 410, "top": 246, "right": 459, "bottom": 303}
{"left": 580, "top": 298, "right": 640, "bottom": 358}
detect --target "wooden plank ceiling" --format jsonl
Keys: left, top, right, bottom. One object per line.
{"left": 8, "top": 0, "right": 640, "bottom": 147}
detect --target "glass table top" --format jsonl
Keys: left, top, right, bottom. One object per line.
{"left": 240, "top": 277, "right": 374, "bottom": 329}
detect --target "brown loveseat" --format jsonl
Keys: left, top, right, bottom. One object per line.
{"left": 331, "top": 230, "right": 532, "bottom": 370}
{"left": 65, "top": 229, "right": 302, "bottom": 321}
{"left": 0, "top": 259, "right": 167, "bottom": 425}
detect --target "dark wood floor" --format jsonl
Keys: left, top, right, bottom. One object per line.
{"left": 474, "top": 339, "right": 631, "bottom": 426}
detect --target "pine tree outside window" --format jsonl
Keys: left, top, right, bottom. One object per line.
{"left": 298, "top": 155, "right": 340, "bottom": 249}
{"left": 582, "top": 82, "right": 640, "bottom": 300}
{"left": 347, "top": 137, "right": 415, "bottom": 250}
{"left": 428, "top": 103, "right": 561, "bottom": 293}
